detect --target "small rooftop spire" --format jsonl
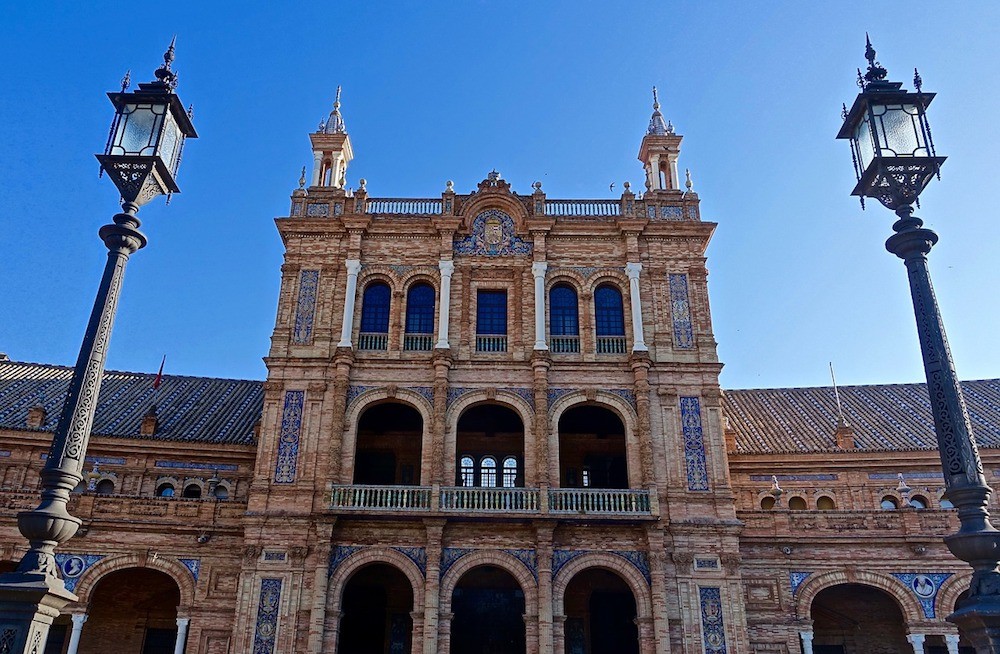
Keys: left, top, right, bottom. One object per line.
{"left": 829, "top": 362, "right": 848, "bottom": 428}
{"left": 861, "top": 33, "right": 888, "bottom": 87}
{"left": 647, "top": 86, "right": 670, "bottom": 136}
{"left": 323, "top": 85, "right": 347, "bottom": 134}
{"left": 153, "top": 36, "right": 179, "bottom": 90}
{"left": 120, "top": 69, "right": 131, "bottom": 93}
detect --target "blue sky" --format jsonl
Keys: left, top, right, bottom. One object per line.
{"left": 1, "top": 2, "right": 998, "bottom": 389}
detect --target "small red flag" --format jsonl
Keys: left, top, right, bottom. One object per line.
{"left": 153, "top": 355, "right": 166, "bottom": 390}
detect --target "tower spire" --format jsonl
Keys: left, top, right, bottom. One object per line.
{"left": 647, "top": 86, "right": 671, "bottom": 136}
{"left": 324, "top": 85, "right": 347, "bottom": 134}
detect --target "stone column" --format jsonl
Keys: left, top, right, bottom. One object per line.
{"left": 524, "top": 613, "right": 540, "bottom": 653}
{"left": 338, "top": 259, "right": 362, "bottom": 347}
{"left": 536, "top": 524, "right": 555, "bottom": 654}
{"left": 410, "top": 610, "right": 424, "bottom": 654}
{"left": 423, "top": 521, "right": 445, "bottom": 654}
{"left": 625, "top": 263, "right": 648, "bottom": 352}
{"left": 669, "top": 156, "right": 680, "bottom": 190}
{"left": 799, "top": 630, "right": 814, "bottom": 654}
{"left": 552, "top": 615, "right": 566, "bottom": 654}
{"left": 436, "top": 260, "right": 454, "bottom": 349}
{"left": 907, "top": 633, "right": 926, "bottom": 654}
{"left": 65, "top": 613, "right": 87, "bottom": 654}
{"left": 636, "top": 616, "right": 655, "bottom": 654}
{"left": 532, "top": 262, "right": 548, "bottom": 350}
{"left": 945, "top": 634, "right": 960, "bottom": 654}
{"left": 311, "top": 151, "right": 323, "bottom": 186}
{"left": 437, "top": 612, "right": 453, "bottom": 654}
{"left": 173, "top": 617, "right": 190, "bottom": 654}
{"left": 650, "top": 155, "right": 661, "bottom": 190}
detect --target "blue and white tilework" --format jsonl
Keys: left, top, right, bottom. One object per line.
{"left": 751, "top": 474, "right": 837, "bottom": 482}
{"left": 612, "top": 550, "right": 652, "bottom": 585}
{"left": 441, "top": 548, "right": 474, "bottom": 577}
{"left": 546, "top": 388, "right": 576, "bottom": 408}
{"left": 292, "top": 270, "right": 320, "bottom": 345}
{"left": 789, "top": 571, "right": 812, "bottom": 594}
{"left": 453, "top": 209, "right": 532, "bottom": 257}
{"left": 659, "top": 206, "right": 683, "bottom": 220}
{"left": 263, "top": 551, "right": 287, "bottom": 562}
{"left": 504, "top": 549, "right": 538, "bottom": 580}
{"left": 252, "top": 578, "right": 283, "bottom": 654}
{"left": 551, "top": 549, "right": 588, "bottom": 578}
{"left": 55, "top": 553, "right": 103, "bottom": 592}
{"left": 891, "top": 572, "right": 953, "bottom": 618}
{"left": 392, "top": 547, "right": 427, "bottom": 574}
{"left": 680, "top": 397, "right": 710, "bottom": 491}
{"left": 607, "top": 388, "right": 637, "bottom": 411}
{"left": 407, "top": 386, "right": 435, "bottom": 405}
{"left": 446, "top": 387, "right": 474, "bottom": 409}
{"left": 646, "top": 205, "right": 656, "bottom": 219}
{"left": 346, "top": 385, "right": 377, "bottom": 407}
{"left": 699, "top": 586, "right": 728, "bottom": 654}
{"left": 668, "top": 274, "right": 694, "bottom": 350}
{"left": 501, "top": 387, "right": 536, "bottom": 407}
{"left": 306, "top": 203, "right": 329, "bottom": 217}
{"left": 686, "top": 205, "right": 699, "bottom": 221}
{"left": 155, "top": 460, "right": 239, "bottom": 471}
{"left": 273, "top": 391, "right": 305, "bottom": 484}
{"left": 179, "top": 558, "right": 201, "bottom": 582}
{"left": 328, "top": 546, "right": 362, "bottom": 576}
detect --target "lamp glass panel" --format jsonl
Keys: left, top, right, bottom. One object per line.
{"left": 159, "top": 109, "right": 184, "bottom": 174}
{"left": 873, "top": 103, "right": 926, "bottom": 157}
{"left": 112, "top": 103, "right": 166, "bottom": 156}
{"left": 853, "top": 114, "right": 876, "bottom": 172}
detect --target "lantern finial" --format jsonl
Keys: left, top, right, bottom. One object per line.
{"left": 120, "top": 69, "right": 131, "bottom": 93}
{"left": 323, "top": 86, "right": 347, "bottom": 134}
{"left": 862, "top": 33, "right": 888, "bottom": 87}
{"left": 647, "top": 86, "right": 669, "bottom": 135}
{"left": 153, "top": 36, "right": 178, "bottom": 90}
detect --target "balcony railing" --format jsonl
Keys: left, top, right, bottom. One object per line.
{"left": 358, "top": 332, "right": 389, "bottom": 350}
{"left": 596, "top": 336, "right": 627, "bottom": 354}
{"left": 366, "top": 198, "right": 443, "bottom": 215}
{"left": 326, "top": 485, "right": 654, "bottom": 518}
{"left": 550, "top": 335, "right": 580, "bottom": 354}
{"left": 544, "top": 200, "right": 621, "bottom": 217}
{"left": 549, "top": 488, "right": 651, "bottom": 514}
{"left": 403, "top": 333, "right": 434, "bottom": 351}
{"left": 330, "top": 485, "right": 432, "bottom": 510}
{"left": 476, "top": 334, "right": 508, "bottom": 353}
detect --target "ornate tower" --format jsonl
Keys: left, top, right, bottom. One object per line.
{"left": 309, "top": 87, "right": 353, "bottom": 189}
{"left": 637, "top": 87, "right": 683, "bottom": 193}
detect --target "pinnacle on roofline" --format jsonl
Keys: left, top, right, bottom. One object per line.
{"left": 647, "top": 86, "right": 674, "bottom": 136}
{"left": 321, "top": 85, "right": 347, "bottom": 134}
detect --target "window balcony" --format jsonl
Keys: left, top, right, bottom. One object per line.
{"left": 441, "top": 486, "right": 539, "bottom": 513}
{"left": 550, "top": 335, "right": 580, "bottom": 354}
{"left": 549, "top": 488, "right": 651, "bottom": 514}
{"left": 403, "top": 333, "right": 434, "bottom": 351}
{"left": 358, "top": 332, "right": 389, "bottom": 350}
{"left": 475, "top": 334, "right": 508, "bottom": 353}
{"left": 595, "top": 336, "right": 627, "bottom": 355}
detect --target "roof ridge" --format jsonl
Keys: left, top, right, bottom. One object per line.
{"left": 0, "top": 359, "right": 263, "bottom": 385}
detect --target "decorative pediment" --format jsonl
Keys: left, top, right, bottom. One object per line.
{"left": 454, "top": 208, "right": 532, "bottom": 257}
{"left": 474, "top": 170, "right": 513, "bottom": 194}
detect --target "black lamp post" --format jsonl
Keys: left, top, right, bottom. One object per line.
{"left": 838, "top": 37, "right": 1000, "bottom": 651}
{"left": 0, "top": 41, "right": 196, "bottom": 653}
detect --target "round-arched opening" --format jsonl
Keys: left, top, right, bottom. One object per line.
{"left": 880, "top": 496, "right": 899, "bottom": 510}
{"left": 563, "top": 567, "right": 639, "bottom": 654}
{"left": 909, "top": 494, "right": 928, "bottom": 509}
{"left": 339, "top": 563, "right": 414, "bottom": 654}
{"left": 156, "top": 483, "right": 175, "bottom": 498}
{"left": 214, "top": 485, "right": 230, "bottom": 500}
{"left": 182, "top": 484, "right": 202, "bottom": 499}
{"left": 355, "top": 401, "right": 423, "bottom": 485}
{"left": 811, "top": 583, "right": 908, "bottom": 653}
{"left": 558, "top": 405, "right": 628, "bottom": 489}
{"left": 549, "top": 283, "right": 580, "bottom": 353}
{"left": 788, "top": 496, "right": 807, "bottom": 511}
{"left": 817, "top": 496, "right": 836, "bottom": 510}
{"left": 95, "top": 479, "right": 115, "bottom": 495}
{"left": 404, "top": 282, "right": 436, "bottom": 348}
{"left": 760, "top": 496, "right": 776, "bottom": 510}
{"left": 79, "top": 567, "right": 181, "bottom": 653}
{"left": 451, "top": 566, "right": 526, "bottom": 654}
{"left": 456, "top": 404, "right": 524, "bottom": 487}
{"left": 940, "top": 495, "right": 955, "bottom": 509}
{"left": 359, "top": 281, "right": 391, "bottom": 349}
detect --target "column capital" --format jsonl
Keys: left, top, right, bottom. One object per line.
{"left": 532, "top": 261, "right": 548, "bottom": 277}
{"left": 439, "top": 259, "right": 455, "bottom": 275}
{"left": 71, "top": 613, "right": 88, "bottom": 626}
{"left": 345, "top": 259, "right": 362, "bottom": 275}
{"left": 625, "top": 262, "right": 642, "bottom": 278}
{"left": 176, "top": 617, "right": 190, "bottom": 628}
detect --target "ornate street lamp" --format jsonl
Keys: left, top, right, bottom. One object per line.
{"left": 838, "top": 37, "right": 1000, "bottom": 651}
{"left": 0, "top": 41, "right": 196, "bottom": 653}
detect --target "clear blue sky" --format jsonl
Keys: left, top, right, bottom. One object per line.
{"left": 1, "top": 2, "right": 997, "bottom": 390}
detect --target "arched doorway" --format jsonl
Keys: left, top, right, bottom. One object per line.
{"left": 354, "top": 401, "right": 423, "bottom": 485}
{"left": 451, "top": 565, "right": 526, "bottom": 654}
{"left": 78, "top": 568, "right": 180, "bottom": 654}
{"left": 810, "top": 583, "right": 908, "bottom": 653}
{"left": 558, "top": 405, "right": 628, "bottom": 488}
{"left": 563, "top": 567, "right": 638, "bottom": 654}
{"left": 455, "top": 404, "right": 524, "bottom": 488}
{"left": 339, "top": 563, "right": 414, "bottom": 654}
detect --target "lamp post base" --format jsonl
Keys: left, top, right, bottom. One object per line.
{"left": 0, "top": 575, "right": 77, "bottom": 654}
{"left": 950, "top": 604, "right": 1000, "bottom": 654}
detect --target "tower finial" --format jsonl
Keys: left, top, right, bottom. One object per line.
{"left": 652, "top": 86, "right": 660, "bottom": 110}
{"left": 120, "top": 69, "right": 131, "bottom": 92}
{"left": 298, "top": 166, "right": 306, "bottom": 189}
{"left": 830, "top": 362, "right": 848, "bottom": 428}
{"left": 685, "top": 168, "right": 693, "bottom": 192}
{"left": 861, "top": 34, "right": 888, "bottom": 87}
{"left": 647, "top": 86, "right": 669, "bottom": 136}
{"left": 324, "top": 86, "right": 347, "bottom": 134}
{"left": 335, "top": 85, "right": 342, "bottom": 108}
{"left": 153, "top": 36, "right": 178, "bottom": 90}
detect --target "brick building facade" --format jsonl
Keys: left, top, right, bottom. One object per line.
{"left": 1, "top": 93, "right": 999, "bottom": 654}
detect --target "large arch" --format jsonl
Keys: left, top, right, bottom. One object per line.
{"left": 809, "top": 583, "right": 910, "bottom": 654}
{"left": 328, "top": 547, "right": 426, "bottom": 613}
{"left": 548, "top": 392, "right": 640, "bottom": 488}
{"left": 439, "top": 550, "right": 538, "bottom": 615}
{"left": 71, "top": 553, "right": 196, "bottom": 610}
{"left": 340, "top": 389, "right": 434, "bottom": 485}
{"left": 444, "top": 557, "right": 533, "bottom": 654}
{"left": 937, "top": 570, "right": 973, "bottom": 620}
{"left": 445, "top": 392, "right": 535, "bottom": 486}
{"left": 551, "top": 552, "right": 652, "bottom": 619}
{"left": 794, "top": 569, "right": 922, "bottom": 622}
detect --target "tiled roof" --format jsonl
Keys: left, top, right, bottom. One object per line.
{"left": 724, "top": 379, "right": 1000, "bottom": 454}
{"left": 0, "top": 360, "right": 263, "bottom": 445}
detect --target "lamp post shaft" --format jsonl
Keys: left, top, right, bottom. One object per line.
{"left": 886, "top": 204, "right": 1000, "bottom": 653}
{"left": 0, "top": 203, "right": 146, "bottom": 654}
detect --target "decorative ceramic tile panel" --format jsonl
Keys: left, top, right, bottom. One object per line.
{"left": 328, "top": 545, "right": 361, "bottom": 576}
{"left": 292, "top": 270, "right": 320, "bottom": 345}
{"left": 686, "top": 205, "right": 699, "bottom": 220}
{"left": 263, "top": 551, "right": 287, "bottom": 562}
{"left": 607, "top": 388, "right": 637, "bottom": 411}
{"left": 612, "top": 550, "right": 652, "bottom": 585}
{"left": 333, "top": 202, "right": 344, "bottom": 216}
{"left": 501, "top": 387, "right": 535, "bottom": 407}
{"left": 668, "top": 274, "right": 694, "bottom": 349}
{"left": 441, "top": 548, "right": 473, "bottom": 577}
{"left": 659, "top": 206, "right": 683, "bottom": 220}
{"left": 447, "top": 387, "right": 474, "bottom": 408}
{"left": 695, "top": 557, "right": 720, "bottom": 570}
{"left": 273, "top": 391, "right": 304, "bottom": 484}
{"left": 750, "top": 474, "right": 837, "bottom": 482}
{"left": 646, "top": 205, "right": 656, "bottom": 219}
{"left": 547, "top": 388, "right": 576, "bottom": 407}
{"left": 504, "top": 549, "right": 538, "bottom": 580}
{"left": 407, "top": 386, "right": 435, "bottom": 404}
{"left": 346, "top": 385, "right": 376, "bottom": 407}
{"left": 155, "top": 460, "right": 239, "bottom": 471}
{"left": 789, "top": 571, "right": 812, "bottom": 594}
{"left": 869, "top": 471, "right": 943, "bottom": 479}
{"left": 680, "top": 397, "right": 710, "bottom": 491}
{"left": 55, "top": 553, "right": 104, "bottom": 592}
{"left": 551, "top": 549, "right": 588, "bottom": 578}
{"left": 891, "top": 572, "right": 953, "bottom": 618}
{"left": 306, "top": 203, "right": 329, "bottom": 217}
{"left": 252, "top": 578, "right": 282, "bottom": 654}
{"left": 392, "top": 547, "right": 427, "bottom": 574}
{"left": 179, "top": 558, "right": 201, "bottom": 581}
{"left": 453, "top": 209, "right": 532, "bottom": 257}
{"left": 699, "top": 586, "right": 728, "bottom": 654}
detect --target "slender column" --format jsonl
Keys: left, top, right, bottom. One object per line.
{"left": 173, "top": 617, "right": 190, "bottom": 654}
{"left": 437, "top": 612, "right": 453, "bottom": 654}
{"left": 66, "top": 614, "right": 87, "bottom": 654}
{"left": 532, "top": 262, "right": 548, "bottom": 350}
{"left": 669, "top": 156, "right": 680, "bottom": 190}
{"left": 436, "top": 260, "right": 454, "bottom": 349}
{"left": 311, "top": 151, "right": 323, "bottom": 186}
{"left": 625, "top": 263, "right": 648, "bottom": 352}
{"left": 552, "top": 615, "right": 566, "bottom": 654}
{"left": 944, "top": 634, "right": 960, "bottom": 654}
{"left": 799, "top": 630, "right": 814, "bottom": 654}
{"left": 423, "top": 521, "right": 444, "bottom": 654}
{"left": 906, "top": 633, "right": 926, "bottom": 654}
{"left": 650, "top": 155, "right": 661, "bottom": 190}
{"left": 536, "top": 524, "right": 554, "bottom": 654}
{"left": 636, "top": 616, "right": 655, "bottom": 654}
{"left": 338, "top": 259, "right": 362, "bottom": 347}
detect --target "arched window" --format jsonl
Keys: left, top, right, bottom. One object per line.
{"left": 594, "top": 285, "right": 626, "bottom": 354}
{"left": 95, "top": 479, "right": 115, "bottom": 495}
{"left": 359, "top": 282, "right": 391, "bottom": 350}
{"left": 817, "top": 496, "right": 836, "bottom": 510}
{"left": 760, "top": 496, "right": 776, "bottom": 510}
{"left": 214, "top": 485, "right": 230, "bottom": 500}
{"left": 502, "top": 457, "right": 518, "bottom": 488}
{"left": 788, "top": 496, "right": 807, "bottom": 510}
{"left": 909, "top": 495, "right": 928, "bottom": 509}
{"left": 183, "top": 484, "right": 203, "bottom": 499}
{"left": 880, "top": 496, "right": 898, "bottom": 510}
{"left": 404, "top": 283, "right": 435, "bottom": 351}
{"left": 156, "top": 483, "right": 175, "bottom": 498}
{"left": 481, "top": 457, "right": 497, "bottom": 487}
{"left": 549, "top": 285, "right": 580, "bottom": 353}
{"left": 460, "top": 456, "right": 475, "bottom": 487}
{"left": 939, "top": 496, "right": 955, "bottom": 509}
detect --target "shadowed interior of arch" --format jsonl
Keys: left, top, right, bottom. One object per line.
{"left": 77, "top": 567, "right": 181, "bottom": 654}
{"left": 339, "top": 563, "right": 414, "bottom": 654}
{"left": 810, "top": 583, "right": 908, "bottom": 654}
{"left": 559, "top": 404, "right": 628, "bottom": 489}
{"left": 564, "top": 567, "right": 639, "bottom": 654}
{"left": 451, "top": 565, "right": 526, "bottom": 654}
{"left": 456, "top": 403, "right": 524, "bottom": 487}
{"left": 354, "top": 401, "right": 423, "bottom": 485}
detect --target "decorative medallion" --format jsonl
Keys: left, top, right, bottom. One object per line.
{"left": 789, "top": 571, "right": 812, "bottom": 594}
{"left": 453, "top": 209, "right": 532, "bottom": 257}
{"left": 891, "top": 572, "right": 953, "bottom": 618}
{"left": 54, "top": 553, "right": 104, "bottom": 592}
